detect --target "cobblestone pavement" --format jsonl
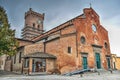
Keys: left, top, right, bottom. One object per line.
{"left": 0, "top": 70, "right": 120, "bottom": 80}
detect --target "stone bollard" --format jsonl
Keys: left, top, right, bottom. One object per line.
{"left": 80, "top": 72, "right": 84, "bottom": 77}
{"left": 109, "top": 70, "right": 113, "bottom": 74}
{"left": 80, "top": 74, "right": 83, "bottom": 77}
{"left": 98, "top": 71, "right": 100, "bottom": 75}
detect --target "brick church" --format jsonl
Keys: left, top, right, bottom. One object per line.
{"left": 4, "top": 7, "right": 112, "bottom": 74}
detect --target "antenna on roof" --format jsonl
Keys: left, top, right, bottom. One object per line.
{"left": 90, "top": 3, "right": 92, "bottom": 8}
{"left": 29, "top": 3, "right": 32, "bottom": 11}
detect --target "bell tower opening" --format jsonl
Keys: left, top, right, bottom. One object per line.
{"left": 21, "top": 8, "right": 44, "bottom": 40}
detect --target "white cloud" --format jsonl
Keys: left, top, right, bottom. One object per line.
{"left": 101, "top": 15, "right": 120, "bottom": 56}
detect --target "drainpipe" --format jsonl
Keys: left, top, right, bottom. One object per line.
{"left": 21, "top": 59, "right": 24, "bottom": 74}
{"left": 76, "top": 30, "right": 78, "bottom": 57}
{"left": 75, "top": 26, "right": 79, "bottom": 69}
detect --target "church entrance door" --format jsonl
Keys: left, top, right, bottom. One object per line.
{"left": 82, "top": 57, "right": 88, "bottom": 69}
{"left": 95, "top": 53, "right": 101, "bottom": 69}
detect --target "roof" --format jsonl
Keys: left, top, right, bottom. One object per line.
{"left": 17, "top": 46, "right": 24, "bottom": 50}
{"left": 16, "top": 38, "right": 34, "bottom": 43}
{"left": 22, "top": 52, "right": 56, "bottom": 59}
{"left": 32, "top": 20, "right": 74, "bottom": 42}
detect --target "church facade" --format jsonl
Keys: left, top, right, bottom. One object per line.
{"left": 5, "top": 7, "right": 112, "bottom": 74}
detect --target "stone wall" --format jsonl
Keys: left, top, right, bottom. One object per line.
{"left": 0, "top": 55, "right": 6, "bottom": 70}
{"left": 116, "top": 57, "right": 120, "bottom": 70}
{"left": 12, "top": 46, "right": 24, "bottom": 73}
{"left": 4, "top": 60, "right": 12, "bottom": 71}
{"left": 12, "top": 63, "right": 22, "bottom": 73}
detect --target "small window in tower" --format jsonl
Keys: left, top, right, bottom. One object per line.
{"left": 68, "top": 47, "right": 71, "bottom": 53}
{"left": 33, "top": 23, "right": 35, "bottom": 27}
{"left": 38, "top": 25, "right": 40, "bottom": 29}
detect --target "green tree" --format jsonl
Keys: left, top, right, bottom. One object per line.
{"left": 0, "top": 6, "right": 18, "bottom": 56}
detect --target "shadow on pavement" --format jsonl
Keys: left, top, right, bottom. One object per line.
{"left": 0, "top": 70, "right": 22, "bottom": 77}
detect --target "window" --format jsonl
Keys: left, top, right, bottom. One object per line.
{"left": 14, "top": 55, "right": 16, "bottom": 64}
{"left": 19, "top": 52, "right": 22, "bottom": 63}
{"left": 38, "top": 25, "right": 40, "bottom": 29}
{"left": 24, "top": 59, "right": 29, "bottom": 68}
{"left": 68, "top": 47, "right": 71, "bottom": 53}
{"left": 80, "top": 36, "right": 86, "bottom": 44}
{"left": 92, "top": 24, "right": 97, "bottom": 32}
{"left": 6, "top": 56, "right": 11, "bottom": 60}
{"left": 33, "top": 23, "right": 35, "bottom": 27}
{"left": 104, "top": 42, "right": 108, "bottom": 49}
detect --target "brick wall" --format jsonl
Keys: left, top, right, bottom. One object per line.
{"left": 25, "top": 10, "right": 44, "bottom": 29}
{"left": 45, "top": 25, "right": 77, "bottom": 73}
{"left": 73, "top": 8, "right": 111, "bottom": 70}
{"left": 18, "top": 39, "right": 33, "bottom": 47}
{"left": 46, "top": 59, "right": 56, "bottom": 73}
{"left": 24, "top": 43, "right": 44, "bottom": 55}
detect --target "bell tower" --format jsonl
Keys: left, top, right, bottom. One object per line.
{"left": 22, "top": 8, "right": 44, "bottom": 40}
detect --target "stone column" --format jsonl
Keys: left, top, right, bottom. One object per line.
{"left": 29, "top": 58, "right": 33, "bottom": 74}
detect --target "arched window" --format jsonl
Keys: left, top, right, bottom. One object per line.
{"left": 80, "top": 36, "right": 86, "bottom": 44}
{"left": 104, "top": 42, "right": 108, "bottom": 49}
{"left": 33, "top": 23, "right": 35, "bottom": 27}
{"left": 38, "top": 25, "right": 40, "bottom": 29}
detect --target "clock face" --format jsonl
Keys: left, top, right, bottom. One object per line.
{"left": 37, "top": 19, "right": 42, "bottom": 24}
{"left": 92, "top": 24, "right": 97, "bottom": 32}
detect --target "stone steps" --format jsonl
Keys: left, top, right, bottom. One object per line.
{"left": 72, "top": 69, "right": 114, "bottom": 77}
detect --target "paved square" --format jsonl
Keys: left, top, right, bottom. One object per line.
{"left": 0, "top": 70, "right": 120, "bottom": 80}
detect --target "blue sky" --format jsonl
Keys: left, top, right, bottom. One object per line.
{"left": 0, "top": 0, "right": 120, "bottom": 56}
